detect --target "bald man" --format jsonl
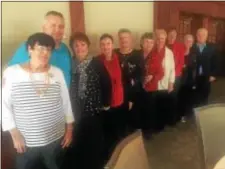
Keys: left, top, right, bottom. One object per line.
{"left": 190, "top": 28, "right": 217, "bottom": 106}
{"left": 8, "top": 11, "right": 72, "bottom": 87}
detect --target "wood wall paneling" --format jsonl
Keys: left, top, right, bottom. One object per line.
{"left": 154, "top": 2, "right": 225, "bottom": 30}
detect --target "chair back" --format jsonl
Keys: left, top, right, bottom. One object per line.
{"left": 195, "top": 104, "right": 225, "bottom": 169}
{"left": 105, "top": 130, "right": 150, "bottom": 169}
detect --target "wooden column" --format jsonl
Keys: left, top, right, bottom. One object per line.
{"left": 69, "top": 1, "right": 85, "bottom": 33}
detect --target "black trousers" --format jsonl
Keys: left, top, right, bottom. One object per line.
{"left": 142, "top": 91, "right": 172, "bottom": 133}
{"left": 179, "top": 85, "right": 196, "bottom": 117}
{"left": 16, "top": 138, "right": 64, "bottom": 169}
{"left": 101, "top": 105, "right": 127, "bottom": 163}
{"left": 195, "top": 76, "right": 211, "bottom": 106}
{"left": 171, "top": 76, "right": 183, "bottom": 123}
{"left": 129, "top": 91, "right": 143, "bottom": 130}
{"left": 178, "top": 76, "right": 211, "bottom": 118}
{"left": 67, "top": 114, "right": 104, "bottom": 169}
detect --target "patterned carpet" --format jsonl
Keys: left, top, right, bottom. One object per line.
{"left": 144, "top": 78, "right": 225, "bottom": 169}
{"left": 144, "top": 118, "right": 201, "bottom": 169}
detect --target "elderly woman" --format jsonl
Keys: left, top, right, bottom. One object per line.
{"left": 182, "top": 34, "right": 195, "bottom": 87}
{"left": 143, "top": 29, "right": 175, "bottom": 137}
{"left": 179, "top": 34, "right": 196, "bottom": 122}
{"left": 98, "top": 33, "right": 125, "bottom": 162}
{"left": 69, "top": 32, "right": 111, "bottom": 169}
{"left": 136, "top": 32, "right": 155, "bottom": 130}
{"left": 2, "top": 32, "right": 74, "bottom": 169}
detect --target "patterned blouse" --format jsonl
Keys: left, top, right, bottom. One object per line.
{"left": 70, "top": 56, "right": 112, "bottom": 121}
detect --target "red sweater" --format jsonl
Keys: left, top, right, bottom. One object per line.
{"left": 144, "top": 47, "right": 165, "bottom": 92}
{"left": 168, "top": 42, "right": 185, "bottom": 77}
{"left": 100, "top": 53, "right": 124, "bottom": 107}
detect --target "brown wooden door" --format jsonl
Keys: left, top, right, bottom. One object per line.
{"left": 154, "top": 2, "right": 225, "bottom": 34}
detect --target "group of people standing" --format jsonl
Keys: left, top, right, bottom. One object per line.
{"left": 2, "top": 10, "right": 217, "bottom": 169}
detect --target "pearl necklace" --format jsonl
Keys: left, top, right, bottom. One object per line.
{"left": 28, "top": 63, "right": 50, "bottom": 98}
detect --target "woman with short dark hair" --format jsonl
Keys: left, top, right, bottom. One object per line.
{"left": 98, "top": 33, "right": 125, "bottom": 162}
{"left": 2, "top": 32, "right": 74, "bottom": 169}
{"left": 69, "top": 32, "right": 111, "bottom": 169}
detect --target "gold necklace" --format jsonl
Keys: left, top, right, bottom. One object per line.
{"left": 28, "top": 63, "right": 50, "bottom": 98}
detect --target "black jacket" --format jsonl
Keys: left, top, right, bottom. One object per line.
{"left": 191, "top": 43, "right": 217, "bottom": 78}
{"left": 70, "top": 57, "right": 112, "bottom": 121}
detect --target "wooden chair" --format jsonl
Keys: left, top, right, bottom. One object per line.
{"left": 104, "top": 130, "right": 150, "bottom": 169}
{"left": 195, "top": 104, "right": 225, "bottom": 169}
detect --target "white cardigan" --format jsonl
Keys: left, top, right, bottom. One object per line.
{"left": 158, "top": 47, "right": 175, "bottom": 90}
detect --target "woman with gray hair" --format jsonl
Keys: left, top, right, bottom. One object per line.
{"left": 179, "top": 34, "right": 196, "bottom": 122}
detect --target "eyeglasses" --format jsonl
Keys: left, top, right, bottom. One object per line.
{"left": 34, "top": 46, "right": 52, "bottom": 53}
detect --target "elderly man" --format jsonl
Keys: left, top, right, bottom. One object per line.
{"left": 8, "top": 11, "right": 72, "bottom": 87}
{"left": 191, "top": 28, "right": 217, "bottom": 106}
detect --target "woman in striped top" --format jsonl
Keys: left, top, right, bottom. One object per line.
{"left": 2, "top": 33, "right": 74, "bottom": 169}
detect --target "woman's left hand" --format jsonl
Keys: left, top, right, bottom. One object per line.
{"left": 61, "top": 127, "right": 73, "bottom": 148}
{"left": 168, "top": 83, "right": 174, "bottom": 93}
{"left": 129, "top": 102, "right": 133, "bottom": 111}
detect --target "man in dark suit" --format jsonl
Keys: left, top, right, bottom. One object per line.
{"left": 191, "top": 28, "right": 217, "bottom": 106}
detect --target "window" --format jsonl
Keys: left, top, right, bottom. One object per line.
{"left": 178, "top": 13, "right": 192, "bottom": 41}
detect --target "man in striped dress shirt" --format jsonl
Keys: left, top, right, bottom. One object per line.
{"left": 2, "top": 32, "right": 74, "bottom": 169}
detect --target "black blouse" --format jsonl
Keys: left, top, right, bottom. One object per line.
{"left": 114, "top": 49, "right": 143, "bottom": 102}
{"left": 70, "top": 57, "right": 111, "bottom": 121}
{"left": 183, "top": 51, "right": 198, "bottom": 87}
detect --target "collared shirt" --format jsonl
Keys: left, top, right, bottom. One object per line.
{"left": 8, "top": 42, "right": 72, "bottom": 87}
{"left": 197, "top": 43, "right": 206, "bottom": 53}
{"left": 197, "top": 43, "right": 206, "bottom": 75}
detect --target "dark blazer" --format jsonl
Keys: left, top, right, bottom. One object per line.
{"left": 70, "top": 57, "right": 112, "bottom": 121}
{"left": 190, "top": 42, "right": 217, "bottom": 78}
{"left": 114, "top": 49, "right": 143, "bottom": 102}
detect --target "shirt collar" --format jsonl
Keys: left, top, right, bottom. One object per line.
{"left": 197, "top": 43, "right": 206, "bottom": 48}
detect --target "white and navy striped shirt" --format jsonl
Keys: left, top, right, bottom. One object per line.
{"left": 2, "top": 65, "right": 74, "bottom": 147}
